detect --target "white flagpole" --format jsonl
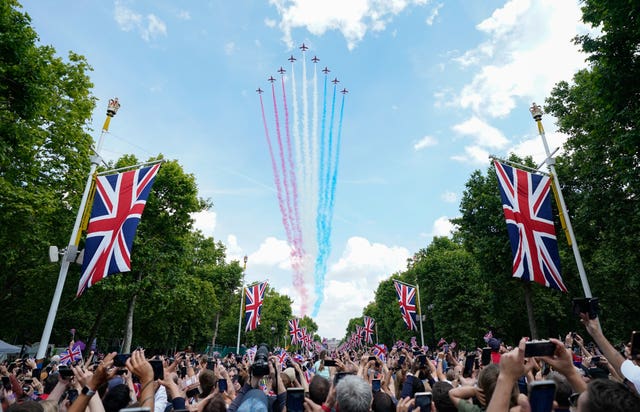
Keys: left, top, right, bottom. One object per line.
{"left": 236, "top": 255, "right": 248, "bottom": 354}
{"left": 529, "top": 103, "right": 592, "bottom": 298}
{"left": 36, "top": 98, "right": 121, "bottom": 360}
{"left": 415, "top": 283, "right": 425, "bottom": 347}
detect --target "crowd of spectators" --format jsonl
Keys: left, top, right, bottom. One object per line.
{"left": 1, "top": 313, "right": 638, "bottom": 412}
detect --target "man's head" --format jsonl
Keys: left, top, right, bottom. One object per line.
{"left": 576, "top": 379, "right": 640, "bottom": 412}
{"left": 199, "top": 369, "right": 216, "bottom": 396}
{"left": 309, "top": 375, "right": 330, "bottom": 405}
{"left": 335, "top": 375, "right": 373, "bottom": 412}
{"left": 477, "top": 364, "right": 517, "bottom": 407}
{"left": 432, "top": 381, "right": 456, "bottom": 412}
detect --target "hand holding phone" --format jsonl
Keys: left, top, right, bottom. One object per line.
{"left": 414, "top": 392, "right": 432, "bottom": 412}
{"left": 525, "top": 341, "right": 556, "bottom": 358}
{"left": 372, "top": 378, "right": 381, "bottom": 392}
{"left": 286, "top": 387, "right": 305, "bottom": 412}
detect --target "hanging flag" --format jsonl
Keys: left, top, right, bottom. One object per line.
{"left": 372, "top": 343, "right": 387, "bottom": 362}
{"left": 393, "top": 280, "right": 418, "bottom": 331}
{"left": 438, "top": 338, "right": 447, "bottom": 347}
{"left": 410, "top": 336, "right": 418, "bottom": 348}
{"left": 288, "top": 318, "right": 302, "bottom": 345}
{"left": 362, "top": 316, "right": 375, "bottom": 344}
{"left": 59, "top": 345, "right": 82, "bottom": 365}
{"left": 245, "top": 281, "right": 267, "bottom": 331}
{"left": 494, "top": 161, "right": 567, "bottom": 292}
{"left": 77, "top": 163, "right": 161, "bottom": 296}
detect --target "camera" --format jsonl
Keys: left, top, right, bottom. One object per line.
{"left": 572, "top": 297, "right": 598, "bottom": 319}
{"left": 525, "top": 340, "right": 556, "bottom": 358}
{"left": 251, "top": 343, "right": 271, "bottom": 377}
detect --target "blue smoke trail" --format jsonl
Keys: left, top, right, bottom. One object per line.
{"left": 313, "top": 83, "right": 338, "bottom": 316}
{"left": 325, "top": 93, "right": 346, "bottom": 250}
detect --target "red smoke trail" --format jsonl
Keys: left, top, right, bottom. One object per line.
{"left": 259, "top": 94, "right": 293, "bottom": 248}
{"left": 272, "top": 82, "right": 309, "bottom": 312}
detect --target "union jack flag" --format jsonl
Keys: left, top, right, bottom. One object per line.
{"left": 372, "top": 343, "right": 387, "bottom": 362}
{"left": 59, "top": 345, "right": 82, "bottom": 365}
{"left": 78, "top": 164, "right": 161, "bottom": 296}
{"left": 484, "top": 330, "right": 493, "bottom": 342}
{"left": 494, "top": 161, "right": 567, "bottom": 291}
{"left": 276, "top": 350, "right": 289, "bottom": 367}
{"left": 393, "top": 280, "right": 418, "bottom": 330}
{"left": 289, "top": 318, "right": 302, "bottom": 345}
{"left": 245, "top": 281, "right": 267, "bottom": 331}
{"left": 362, "top": 316, "right": 375, "bottom": 344}
{"left": 410, "top": 336, "right": 418, "bottom": 348}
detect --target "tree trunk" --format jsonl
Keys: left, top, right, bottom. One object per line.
{"left": 211, "top": 312, "right": 220, "bottom": 353}
{"left": 523, "top": 282, "right": 538, "bottom": 339}
{"left": 122, "top": 274, "right": 141, "bottom": 353}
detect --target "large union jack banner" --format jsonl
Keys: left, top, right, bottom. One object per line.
{"left": 245, "top": 281, "right": 267, "bottom": 331}
{"left": 78, "top": 164, "right": 161, "bottom": 296}
{"left": 393, "top": 280, "right": 418, "bottom": 330}
{"left": 494, "top": 161, "right": 567, "bottom": 292}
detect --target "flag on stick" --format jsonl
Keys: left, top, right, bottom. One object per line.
{"left": 362, "top": 316, "right": 375, "bottom": 344}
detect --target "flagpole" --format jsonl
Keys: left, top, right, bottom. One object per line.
{"left": 529, "top": 103, "right": 592, "bottom": 298}
{"left": 36, "top": 99, "right": 120, "bottom": 361}
{"left": 236, "top": 255, "right": 248, "bottom": 354}
{"left": 415, "top": 283, "right": 425, "bottom": 347}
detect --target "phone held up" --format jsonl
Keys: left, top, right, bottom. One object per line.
{"left": 525, "top": 340, "right": 556, "bottom": 358}
{"left": 631, "top": 330, "right": 640, "bottom": 357}
{"left": 286, "top": 387, "right": 305, "bottom": 412}
{"left": 529, "top": 380, "right": 556, "bottom": 412}
{"left": 572, "top": 297, "right": 599, "bottom": 319}
{"left": 414, "top": 392, "right": 432, "bottom": 412}
{"left": 371, "top": 378, "right": 381, "bottom": 392}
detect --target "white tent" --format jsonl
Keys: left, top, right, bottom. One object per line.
{"left": 0, "top": 340, "right": 20, "bottom": 355}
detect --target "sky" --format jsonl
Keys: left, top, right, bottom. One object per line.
{"left": 20, "top": 0, "right": 595, "bottom": 340}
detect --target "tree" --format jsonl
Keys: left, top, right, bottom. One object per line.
{"left": 0, "top": 0, "right": 95, "bottom": 343}
{"left": 545, "top": 0, "right": 640, "bottom": 340}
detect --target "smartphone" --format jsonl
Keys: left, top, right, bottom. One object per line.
{"left": 58, "top": 366, "right": 75, "bottom": 378}
{"left": 218, "top": 378, "right": 227, "bottom": 393}
{"left": 31, "top": 368, "right": 42, "bottom": 380}
{"left": 463, "top": 354, "right": 476, "bottom": 377}
{"left": 2, "top": 376, "right": 11, "bottom": 390}
{"left": 414, "top": 392, "right": 432, "bottom": 412}
{"left": 372, "top": 378, "right": 381, "bottom": 392}
{"left": 334, "top": 372, "right": 348, "bottom": 385}
{"left": 206, "top": 360, "right": 215, "bottom": 371}
{"left": 400, "top": 374, "right": 414, "bottom": 399}
{"left": 368, "top": 356, "right": 377, "bottom": 362}
{"left": 417, "top": 354, "right": 427, "bottom": 366}
{"left": 67, "top": 389, "right": 79, "bottom": 402}
{"left": 529, "top": 380, "right": 556, "bottom": 412}
{"left": 116, "top": 369, "right": 128, "bottom": 375}
{"left": 398, "top": 355, "right": 405, "bottom": 366}
{"left": 119, "top": 408, "right": 151, "bottom": 412}
{"left": 572, "top": 297, "right": 599, "bottom": 319}
{"left": 525, "top": 341, "right": 556, "bottom": 358}
{"left": 185, "top": 387, "right": 200, "bottom": 398}
{"left": 286, "top": 387, "right": 305, "bottom": 412}
{"left": 481, "top": 347, "right": 492, "bottom": 366}
{"left": 149, "top": 359, "right": 164, "bottom": 380}
{"left": 114, "top": 354, "right": 131, "bottom": 367}
{"left": 443, "top": 344, "right": 449, "bottom": 353}
{"left": 631, "top": 331, "right": 640, "bottom": 356}
{"left": 591, "top": 356, "right": 601, "bottom": 364}
{"left": 324, "top": 359, "right": 337, "bottom": 367}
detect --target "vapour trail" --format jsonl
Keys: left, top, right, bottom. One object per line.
{"left": 281, "top": 74, "right": 308, "bottom": 310}
{"left": 259, "top": 94, "right": 292, "bottom": 248}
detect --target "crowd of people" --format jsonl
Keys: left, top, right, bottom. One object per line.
{"left": 1, "top": 313, "right": 638, "bottom": 412}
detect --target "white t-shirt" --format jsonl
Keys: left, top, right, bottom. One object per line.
{"left": 620, "top": 359, "right": 640, "bottom": 393}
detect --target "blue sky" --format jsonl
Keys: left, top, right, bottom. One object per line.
{"left": 21, "top": 0, "right": 593, "bottom": 339}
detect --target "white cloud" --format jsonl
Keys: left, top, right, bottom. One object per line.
{"left": 450, "top": 145, "right": 490, "bottom": 165}
{"left": 452, "top": 116, "right": 508, "bottom": 149}
{"left": 451, "top": 0, "right": 592, "bottom": 118}
{"left": 176, "top": 10, "right": 191, "bottom": 20}
{"left": 191, "top": 210, "right": 217, "bottom": 237}
{"left": 224, "top": 41, "right": 236, "bottom": 55}
{"left": 265, "top": 18, "right": 277, "bottom": 28}
{"left": 413, "top": 135, "right": 438, "bottom": 151}
{"left": 507, "top": 130, "right": 569, "bottom": 165}
{"left": 114, "top": 1, "right": 167, "bottom": 42}
{"left": 313, "top": 236, "right": 410, "bottom": 338}
{"left": 425, "top": 3, "right": 443, "bottom": 26}
{"left": 420, "top": 216, "right": 457, "bottom": 239}
{"left": 268, "top": 0, "right": 430, "bottom": 50}
{"left": 440, "top": 191, "right": 457, "bottom": 203}
{"left": 224, "top": 234, "right": 244, "bottom": 263}
{"left": 249, "top": 237, "right": 292, "bottom": 269}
